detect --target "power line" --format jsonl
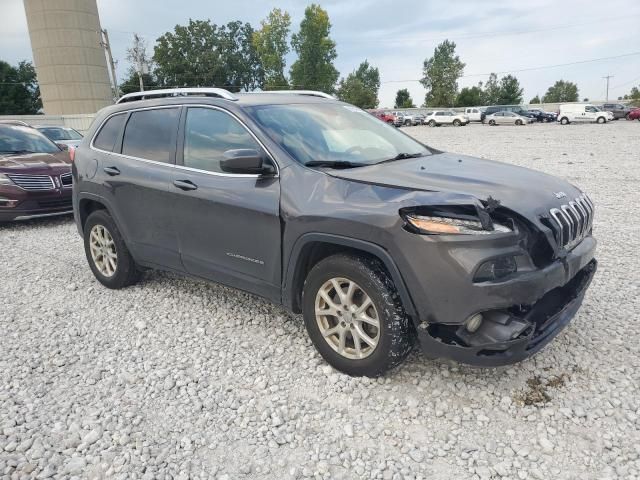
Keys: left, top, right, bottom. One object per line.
{"left": 381, "top": 51, "right": 640, "bottom": 83}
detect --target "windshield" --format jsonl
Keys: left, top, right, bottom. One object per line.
{"left": 0, "top": 125, "right": 60, "bottom": 154}
{"left": 38, "top": 127, "right": 83, "bottom": 141}
{"left": 248, "top": 103, "right": 431, "bottom": 166}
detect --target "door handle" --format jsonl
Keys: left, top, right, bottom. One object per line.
{"left": 103, "top": 166, "right": 120, "bottom": 176}
{"left": 173, "top": 179, "right": 198, "bottom": 191}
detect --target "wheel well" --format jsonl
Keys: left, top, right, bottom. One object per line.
{"left": 289, "top": 242, "right": 389, "bottom": 314}
{"left": 78, "top": 199, "right": 107, "bottom": 232}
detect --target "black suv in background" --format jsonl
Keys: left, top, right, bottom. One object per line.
{"left": 73, "top": 88, "right": 597, "bottom": 376}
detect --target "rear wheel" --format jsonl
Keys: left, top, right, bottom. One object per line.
{"left": 84, "top": 210, "right": 139, "bottom": 289}
{"left": 489, "top": 119, "right": 496, "bottom": 126}
{"left": 302, "top": 254, "right": 413, "bottom": 377}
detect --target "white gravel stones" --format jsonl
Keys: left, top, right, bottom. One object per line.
{"left": 1, "top": 122, "right": 640, "bottom": 479}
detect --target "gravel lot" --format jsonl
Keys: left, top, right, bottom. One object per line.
{"left": 1, "top": 121, "right": 639, "bottom": 480}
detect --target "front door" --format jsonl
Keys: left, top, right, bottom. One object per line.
{"left": 170, "top": 106, "right": 281, "bottom": 301}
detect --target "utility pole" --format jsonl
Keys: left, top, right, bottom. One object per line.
{"left": 100, "top": 29, "right": 119, "bottom": 100}
{"left": 602, "top": 75, "right": 614, "bottom": 101}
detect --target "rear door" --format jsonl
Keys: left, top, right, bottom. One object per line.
{"left": 170, "top": 106, "right": 281, "bottom": 300}
{"left": 93, "top": 106, "right": 182, "bottom": 270}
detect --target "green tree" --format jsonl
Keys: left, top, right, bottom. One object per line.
{"left": 0, "top": 60, "right": 41, "bottom": 114}
{"left": 253, "top": 8, "right": 291, "bottom": 89}
{"left": 496, "top": 74, "right": 523, "bottom": 105}
{"left": 455, "top": 85, "right": 483, "bottom": 107}
{"left": 529, "top": 95, "right": 541, "bottom": 104}
{"left": 420, "top": 40, "right": 465, "bottom": 107}
{"left": 394, "top": 88, "right": 415, "bottom": 108}
{"left": 542, "top": 80, "right": 579, "bottom": 103}
{"left": 290, "top": 4, "right": 339, "bottom": 93}
{"left": 336, "top": 60, "right": 380, "bottom": 108}
{"left": 482, "top": 73, "right": 501, "bottom": 105}
{"left": 153, "top": 19, "right": 263, "bottom": 91}
{"left": 120, "top": 71, "right": 159, "bottom": 95}
{"left": 626, "top": 86, "right": 640, "bottom": 106}
{"left": 218, "top": 21, "right": 264, "bottom": 91}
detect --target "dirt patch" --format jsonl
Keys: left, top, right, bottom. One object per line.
{"left": 514, "top": 374, "right": 569, "bottom": 405}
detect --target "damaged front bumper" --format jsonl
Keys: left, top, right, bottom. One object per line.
{"left": 417, "top": 258, "right": 597, "bottom": 367}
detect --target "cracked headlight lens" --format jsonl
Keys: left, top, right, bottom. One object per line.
{"left": 406, "top": 215, "right": 511, "bottom": 235}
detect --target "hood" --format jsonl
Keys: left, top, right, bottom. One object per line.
{"left": 326, "top": 152, "right": 583, "bottom": 218}
{"left": 0, "top": 151, "right": 71, "bottom": 175}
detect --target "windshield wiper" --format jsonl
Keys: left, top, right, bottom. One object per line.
{"left": 377, "top": 152, "right": 425, "bottom": 164}
{"left": 304, "top": 160, "right": 368, "bottom": 169}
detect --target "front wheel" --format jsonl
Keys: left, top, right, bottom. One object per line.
{"left": 597, "top": 116, "right": 606, "bottom": 124}
{"left": 84, "top": 210, "right": 139, "bottom": 289}
{"left": 515, "top": 119, "right": 523, "bottom": 126}
{"left": 560, "top": 117, "right": 569, "bottom": 125}
{"left": 428, "top": 120, "right": 436, "bottom": 127}
{"left": 453, "top": 119, "right": 461, "bottom": 126}
{"left": 302, "top": 254, "right": 413, "bottom": 377}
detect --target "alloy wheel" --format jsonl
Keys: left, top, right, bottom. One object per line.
{"left": 314, "top": 277, "right": 380, "bottom": 359}
{"left": 89, "top": 224, "right": 118, "bottom": 277}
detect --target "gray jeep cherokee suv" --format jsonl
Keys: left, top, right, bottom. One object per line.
{"left": 73, "top": 88, "right": 597, "bottom": 376}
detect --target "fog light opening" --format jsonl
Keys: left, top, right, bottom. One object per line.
{"left": 466, "top": 313, "right": 483, "bottom": 333}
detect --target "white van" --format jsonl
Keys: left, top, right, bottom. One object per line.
{"left": 464, "top": 107, "right": 484, "bottom": 122}
{"left": 558, "top": 104, "right": 614, "bottom": 125}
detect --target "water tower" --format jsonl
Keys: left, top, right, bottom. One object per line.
{"left": 23, "top": 0, "right": 114, "bottom": 114}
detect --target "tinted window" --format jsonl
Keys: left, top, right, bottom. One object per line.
{"left": 122, "top": 108, "right": 179, "bottom": 162}
{"left": 93, "top": 113, "right": 126, "bottom": 152}
{"left": 0, "top": 125, "right": 60, "bottom": 154}
{"left": 183, "top": 107, "right": 262, "bottom": 173}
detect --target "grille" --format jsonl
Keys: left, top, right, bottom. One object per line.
{"left": 7, "top": 174, "right": 54, "bottom": 191}
{"left": 60, "top": 172, "right": 72, "bottom": 188}
{"left": 37, "top": 198, "right": 72, "bottom": 209}
{"left": 549, "top": 195, "right": 594, "bottom": 250}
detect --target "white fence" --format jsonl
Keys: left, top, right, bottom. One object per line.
{"left": 0, "top": 114, "right": 96, "bottom": 133}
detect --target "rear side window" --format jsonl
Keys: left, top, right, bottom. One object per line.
{"left": 122, "top": 108, "right": 180, "bottom": 163}
{"left": 182, "top": 107, "right": 262, "bottom": 173}
{"left": 93, "top": 113, "right": 126, "bottom": 152}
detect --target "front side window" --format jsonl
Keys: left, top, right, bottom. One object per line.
{"left": 249, "top": 103, "right": 430, "bottom": 166}
{"left": 183, "top": 107, "right": 262, "bottom": 173}
{"left": 93, "top": 113, "right": 126, "bottom": 152}
{"left": 122, "top": 108, "right": 179, "bottom": 163}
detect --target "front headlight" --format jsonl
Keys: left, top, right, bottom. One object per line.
{"left": 406, "top": 215, "right": 512, "bottom": 235}
{"left": 0, "top": 173, "right": 13, "bottom": 186}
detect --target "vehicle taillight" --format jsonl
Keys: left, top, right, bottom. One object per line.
{"left": 68, "top": 146, "right": 76, "bottom": 162}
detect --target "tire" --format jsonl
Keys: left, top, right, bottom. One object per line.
{"left": 489, "top": 119, "right": 496, "bottom": 126}
{"left": 302, "top": 254, "right": 413, "bottom": 377}
{"left": 428, "top": 120, "right": 436, "bottom": 127}
{"left": 404, "top": 120, "right": 411, "bottom": 126}
{"left": 560, "top": 117, "right": 569, "bottom": 125}
{"left": 84, "top": 210, "right": 139, "bottom": 289}
{"left": 515, "top": 119, "right": 523, "bottom": 126}
{"left": 453, "top": 119, "right": 461, "bottom": 126}
{"left": 597, "top": 116, "right": 606, "bottom": 124}
{"left": 626, "top": 113, "right": 632, "bottom": 121}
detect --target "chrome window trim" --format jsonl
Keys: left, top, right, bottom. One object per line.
{"left": 90, "top": 104, "right": 279, "bottom": 179}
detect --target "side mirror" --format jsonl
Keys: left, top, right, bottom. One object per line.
{"left": 56, "top": 142, "right": 69, "bottom": 151}
{"left": 220, "top": 149, "right": 275, "bottom": 175}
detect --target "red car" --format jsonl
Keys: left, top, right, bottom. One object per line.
{"left": 0, "top": 123, "right": 73, "bottom": 221}
{"left": 369, "top": 110, "right": 398, "bottom": 125}
{"left": 628, "top": 108, "right": 640, "bottom": 121}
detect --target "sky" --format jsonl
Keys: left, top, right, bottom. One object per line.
{"left": 2, "top": 0, "right": 639, "bottom": 107}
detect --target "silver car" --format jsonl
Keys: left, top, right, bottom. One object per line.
{"left": 484, "top": 111, "right": 533, "bottom": 126}
{"left": 34, "top": 126, "right": 84, "bottom": 149}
